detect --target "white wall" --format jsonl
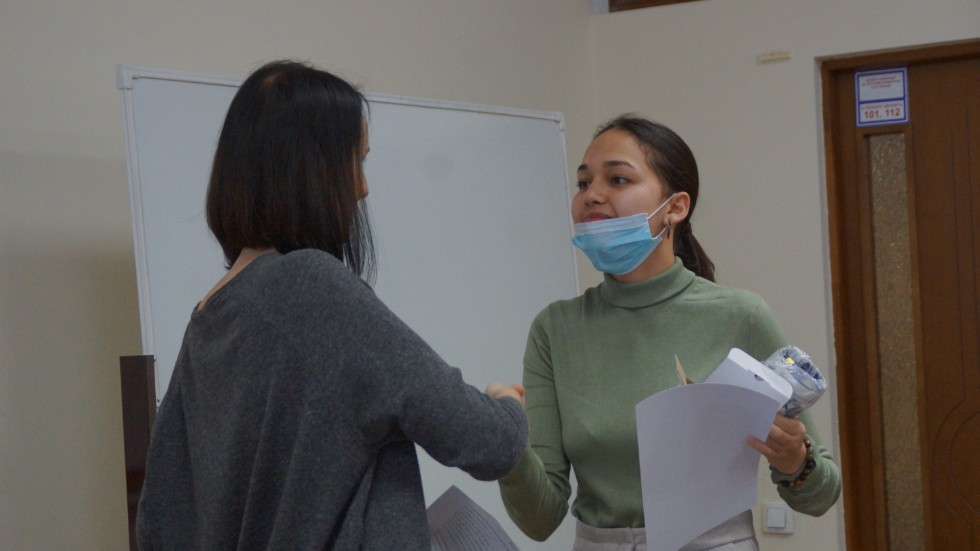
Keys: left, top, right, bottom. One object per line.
{"left": 589, "top": 1, "right": 978, "bottom": 550}
{"left": 1, "top": 0, "right": 977, "bottom": 549}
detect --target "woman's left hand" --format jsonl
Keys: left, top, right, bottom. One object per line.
{"left": 748, "top": 414, "right": 807, "bottom": 475}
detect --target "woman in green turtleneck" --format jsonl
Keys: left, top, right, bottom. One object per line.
{"left": 498, "top": 115, "right": 841, "bottom": 550}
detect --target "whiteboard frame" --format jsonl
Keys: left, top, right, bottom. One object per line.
{"left": 117, "top": 64, "right": 575, "bottom": 362}
{"left": 118, "top": 66, "right": 244, "bottom": 359}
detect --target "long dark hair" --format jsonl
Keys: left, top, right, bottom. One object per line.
{"left": 206, "top": 60, "right": 375, "bottom": 282}
{"left": 595, "top": 115, "right": 715, "bottom": 281}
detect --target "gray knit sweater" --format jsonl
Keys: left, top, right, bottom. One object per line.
{"left": 136, "top": 250, "right": 527, "bottom": 550}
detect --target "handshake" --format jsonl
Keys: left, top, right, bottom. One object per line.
{"left": 485, "top": 382, "right": 526, "bottom": 407}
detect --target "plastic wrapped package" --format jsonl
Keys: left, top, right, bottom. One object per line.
{"left": 763, "top": 346, "right": 828, "bottom": 417}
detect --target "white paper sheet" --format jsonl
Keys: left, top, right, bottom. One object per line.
{"left": 427, "top": 485, "right": 519, "bottom": 551}
{"left": 635, "top": 383, "right": 781, "bottom": 551}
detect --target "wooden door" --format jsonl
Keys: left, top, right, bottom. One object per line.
{"left": 823, "top": 40, "right": 980, "bottom": 551}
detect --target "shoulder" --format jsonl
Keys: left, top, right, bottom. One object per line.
{"left": 257, "top": 249, "right": 370, "bottom": 293}
{"left": 524, "top": 286, "right": 605, "bottom": 345}
{"left": 685, "top": 279, "right": 786, "bottom": 354}
{"left": 676, "top": 278, "right": 782, "bottom": 340}
{"left": 530, "top": 287, "right": 592, "bottom": 324}
{"left": 243, "top": 249, "right": 377, "bottom": 315}
{"left": 680, "top": 277, "right": 771, "bottom": 312}
{"left": 264, "top": 249, "right": 354, "bottom": 280}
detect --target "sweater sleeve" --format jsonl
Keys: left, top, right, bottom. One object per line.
{"left": 742, "top": 292, "right": 842, "bottom": 514}
{"left": 390, "top": 359, "right": 529, "bottom": 482}
{"left": 301, "top": 253, "right": 529, "bottom": 482}
{"left": 741, "top": 292, "right": 788, "bottom": 360}
{"left": 497, "top": 309, "right": 572, "bottom": 541}
{"left": 769, "top": 410, "right": 842, "bottom": 516}
{"left": 334, "top": 256, "right": 528, "bottom": 480}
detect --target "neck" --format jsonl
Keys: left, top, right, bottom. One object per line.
{"left": 197, "top": 247, "right": 276, "bottom": 311}
{"left": 232, "top": 247, "right": 276, "bottom": 272}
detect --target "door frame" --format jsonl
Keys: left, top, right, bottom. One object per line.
{"left": 820, "top": 38, "right": 980, "bottom": 551}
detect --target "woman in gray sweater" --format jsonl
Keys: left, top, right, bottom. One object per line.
{"left": 136, "top": 60, "right": 528, "bottom": 550}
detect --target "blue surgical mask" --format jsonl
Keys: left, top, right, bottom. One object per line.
{"left": 571, "top": 194, "right": 675, "bottom": 275}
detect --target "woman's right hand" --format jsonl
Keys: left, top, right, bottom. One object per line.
{"left": 485, "top": 382, "right": 526, "bottom": 407}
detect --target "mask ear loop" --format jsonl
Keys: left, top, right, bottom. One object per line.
{"left": 661, "top": 193, "right": 677, "bottom": 239}
{"left": 648, "top": 193, "right": 677, "bottom": 240}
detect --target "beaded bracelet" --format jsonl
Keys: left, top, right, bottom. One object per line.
{"left": 779, "top": 437, "right": 816, "bottom": 489}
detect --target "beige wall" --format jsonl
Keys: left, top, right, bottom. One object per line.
{"left": 590, "top": 1, "right": 978, "bottom": 550}
{"left": 1, "top": 0, "right": 977, "bottom": 549}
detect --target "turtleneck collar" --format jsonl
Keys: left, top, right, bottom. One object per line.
{"left": 598, "top": 257, "right": 696, "bottom": 308}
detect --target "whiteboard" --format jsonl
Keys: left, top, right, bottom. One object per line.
{"left": 117, "top": 65, "right": 579, "bottom": 549}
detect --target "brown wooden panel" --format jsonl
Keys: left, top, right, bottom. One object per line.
{"left": 609, "top": 0, "right": 701, "bottom": 12}
{"left": 822, "top": 38, "right": 980, "bottom": 550}
{"left": 120, "top": 355, "right": 156, "bottom": 551}
{"left": 908, "top": 55, "right": 980, "bottom": 550}
{"left": 824, "top": 61, "right": 890, "bottom": 551}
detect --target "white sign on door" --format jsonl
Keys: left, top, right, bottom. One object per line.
{"left": 855, "top": 68, "right": 909, "bottom": 127}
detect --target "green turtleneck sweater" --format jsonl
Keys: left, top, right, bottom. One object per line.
{"left": 498, "top": 259, "right": 841, "bottom": 541}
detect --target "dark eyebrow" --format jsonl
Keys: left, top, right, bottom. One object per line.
{"left": 604, "top": 160, "right": 637, "bottom": 169}
{"left": 577, "top": 159, "right": 637, "bottom": 173}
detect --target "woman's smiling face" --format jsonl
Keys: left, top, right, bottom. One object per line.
{"left": 572, "top": 129, "right": 670, "bottom": 225}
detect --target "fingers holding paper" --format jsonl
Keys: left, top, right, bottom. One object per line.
{"left": 748, "top": 414, "right": 807, "bottom": 475}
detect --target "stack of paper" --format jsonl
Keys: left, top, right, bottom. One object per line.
{"left": 427, "top": 485, "right": 519, "bottom": 551}
{"left": 636, "top": 348, "right": 792, "bottom": 551}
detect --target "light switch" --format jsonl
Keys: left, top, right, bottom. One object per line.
{"left": 766, "top": 508, "right": 786, "bottom": 528}
{"left": 762, "top": 500, "right": 794, "bottom": 534}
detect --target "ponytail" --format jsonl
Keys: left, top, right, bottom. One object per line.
{"left": 673, "top": 220, "right": 715, "bottom": 282}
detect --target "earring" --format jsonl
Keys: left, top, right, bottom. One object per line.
{"left": 665, "top": 221, "right": 671, "bottom": 239}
